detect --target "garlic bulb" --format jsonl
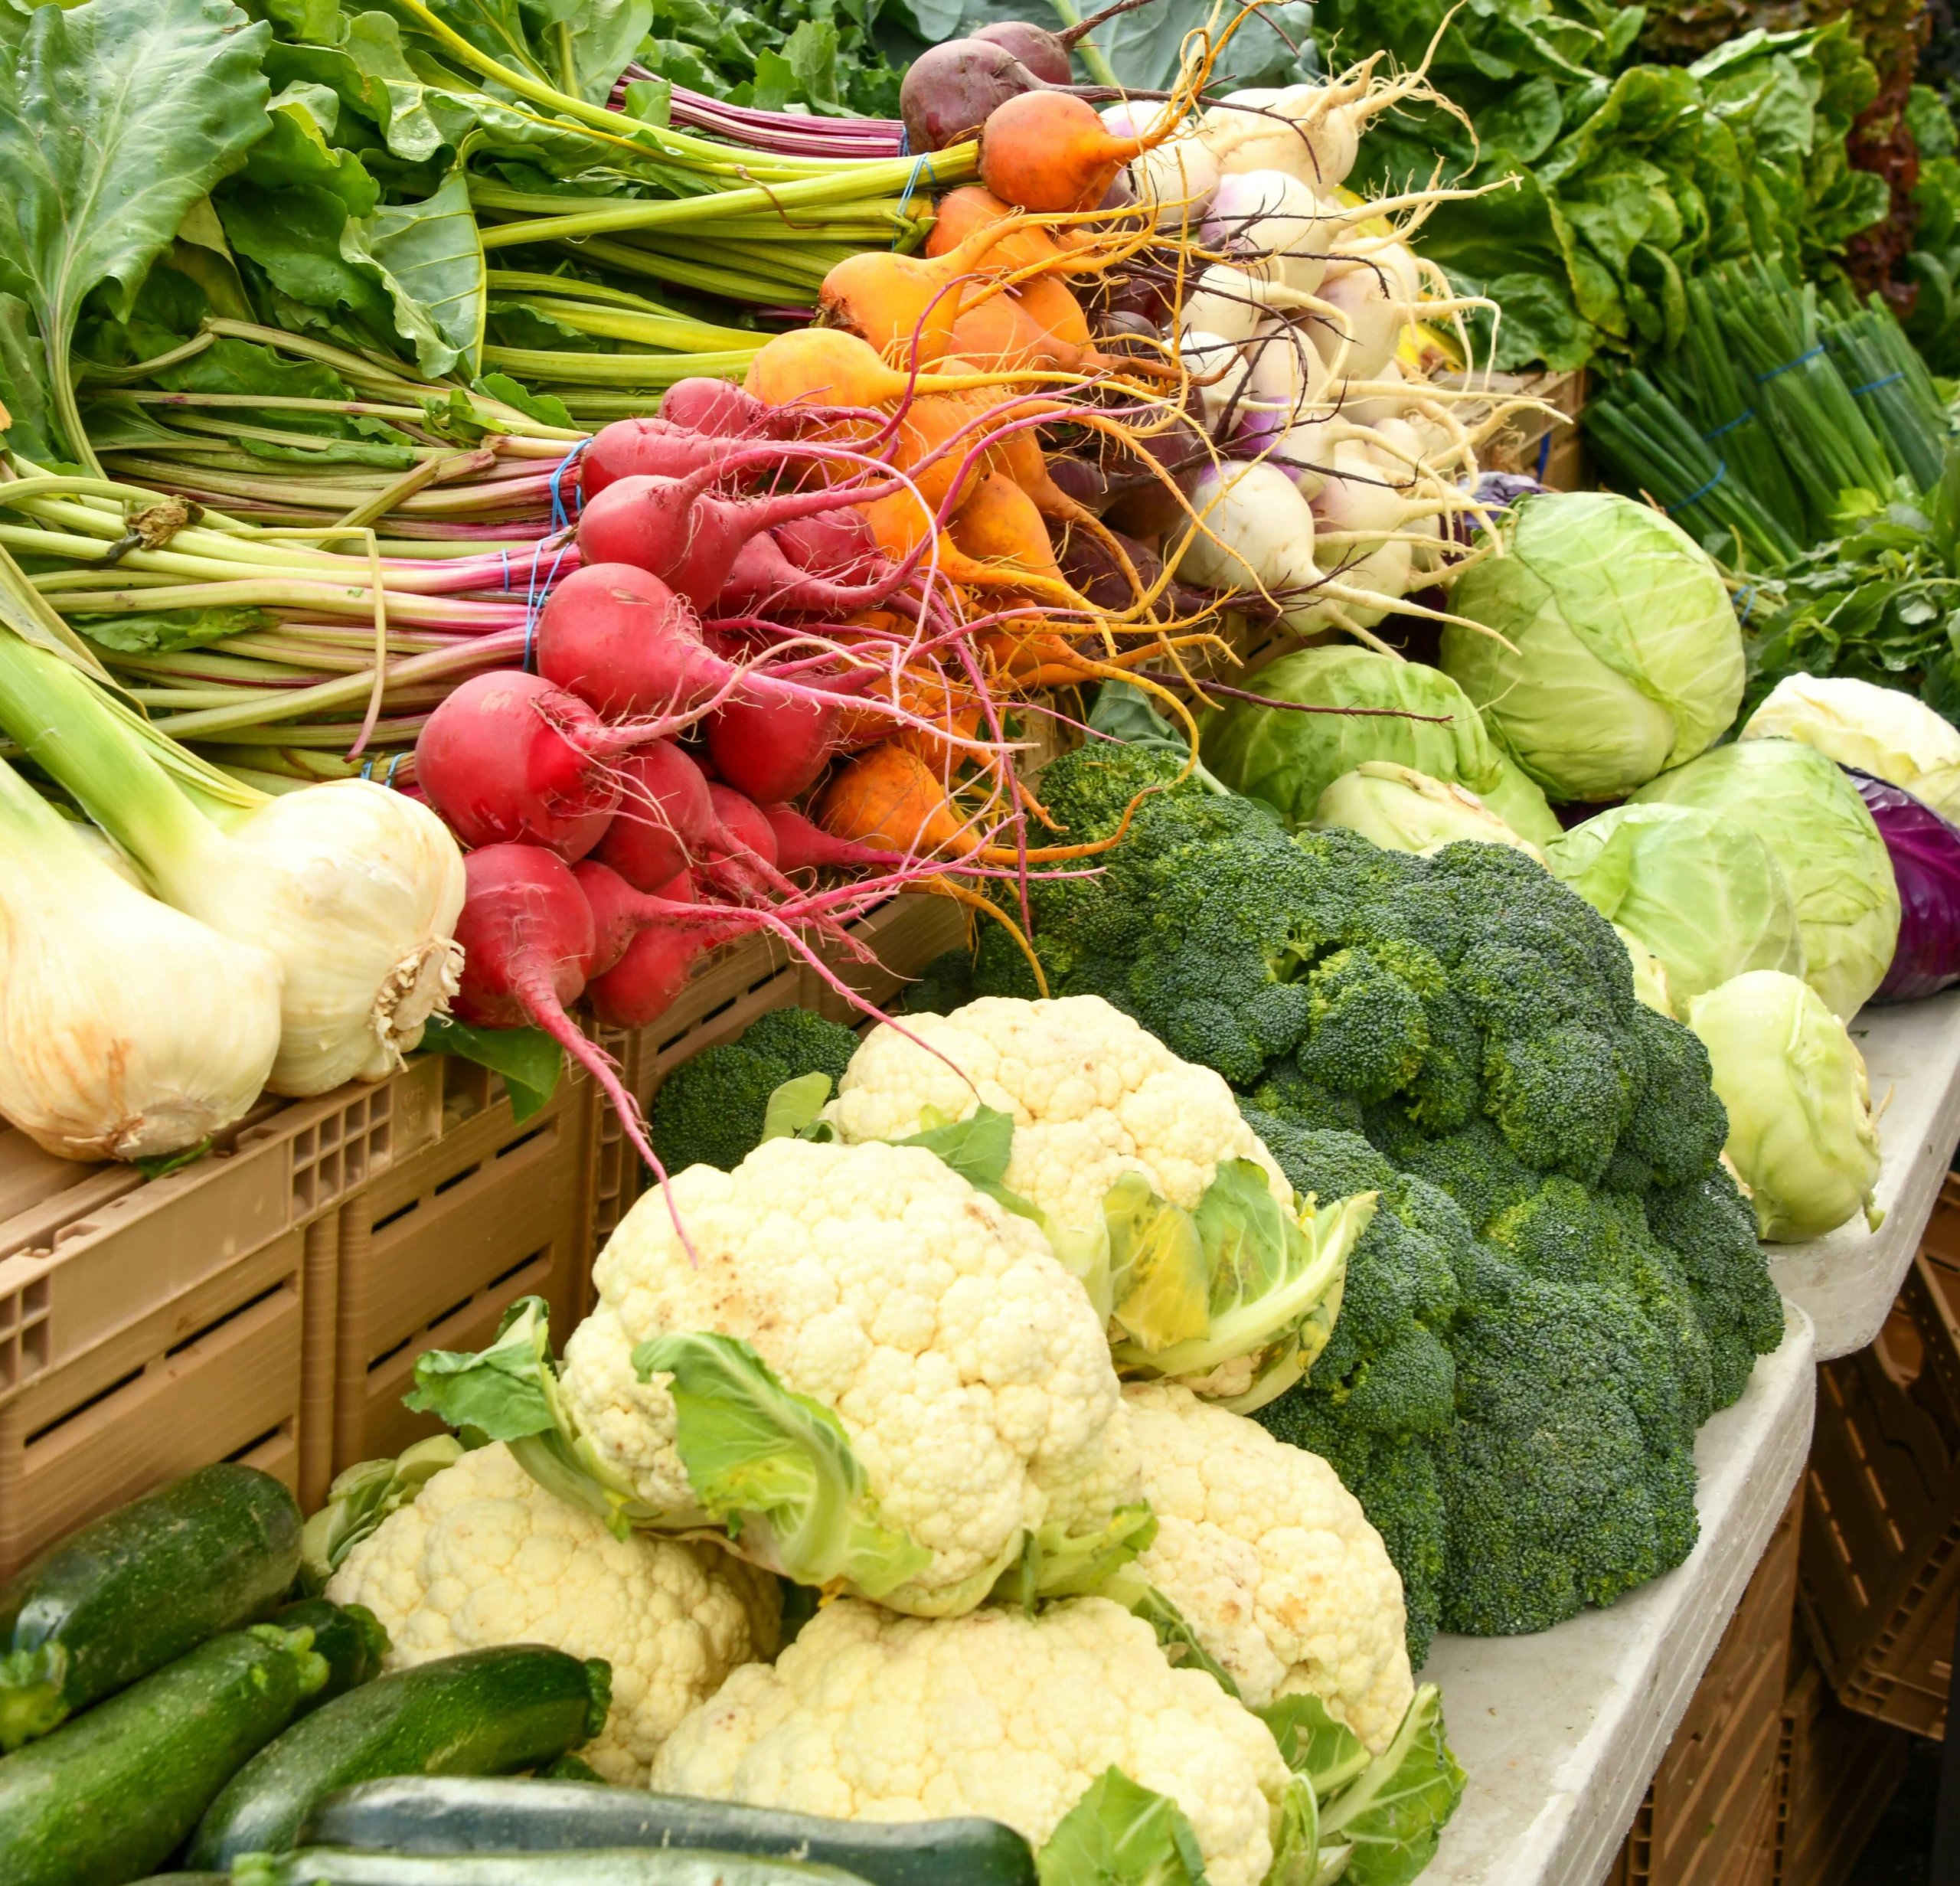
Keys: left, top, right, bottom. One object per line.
{"left": 0, "top": 760, "right": 282, "bottom": 1162}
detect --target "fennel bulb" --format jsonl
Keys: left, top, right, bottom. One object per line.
{"left": 0, "top": 639, "right": 465, "bottom": 1096}
{"left": 0, "top": 757, "right": 282, "bottom": 1161}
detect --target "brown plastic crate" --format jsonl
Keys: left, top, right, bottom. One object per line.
{"left": 1612, "top": 1489, "right": 1802, "bottom": 1886}
{"left": 585, "top": 894, "right": 972, "bottom": 1252}
{"left": 0, "top": 1064, "right": 448, "bottom": 1579}
{"left": 1799, "top": 1211, "right": 1960, "bottom": 1741}
{"left": 325, "top": 1056, "right": 598, "bottom": 1478}
{"left": 1772, "top": 1643, "right": 1913, "bottom": 1886}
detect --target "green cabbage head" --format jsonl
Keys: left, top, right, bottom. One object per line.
{"left": 1632, "top": 738, "right": 1900, "bottom": 1021}
{"left": 1313, "top": 762, "right": 1546, "bottom": 859}
{"left": 1744, "top": 673, "right": 1960, "bottom": 825}
{"left": 1439, "top": 493, "right": 1744, "bottom": 802}
{"left": 1545, "top": 802, "right": 1805, "bottom": 1008}
{"left": 1199, "top": 646, "right": 1562, "bottom": 846}
{"left": 1687, "top": 970, "right": 1883, "bottom": 1242}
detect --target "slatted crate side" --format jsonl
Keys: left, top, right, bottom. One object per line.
{"left": 0, "top": 1059, "right": 444, "bottom": 1408}
{"left": 1614, "top": 1491, "right": 1802, "bottom": 1886}
{"left": 1799, "top": 1242, "right": 1960, "bottom": 1741}
{"left": 0, "top": 1224, "right": 310, "bottom": 1580}
{"left": 1774, "top": 1648, "right": 1913, "bottom": 1886}
{"left": 327, "top": 1059, "right": 596, "bottom": 1477}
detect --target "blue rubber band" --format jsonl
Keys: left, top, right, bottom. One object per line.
{"left": 1666, "top": 459, "right": 1726, "bottom": 513}
{"left": 522, "top": 535, "right": 573, "bottom": 674}
{"left": 1534, "top": 430, "right": 1552, "bottom": 481}
{"left": 547, "top": 440, "right": 589, "bottom": 533}
{"left": 1731, "top": 581, "right": 1759, "bottom": 625}
{"left": 893, "top": 152, "right": 933, "bottom": 240}
{"left": 360, "top": 755, "right": 375, "bottom": 780}
{"left": 1754, "top": 345, "right": 1824, "bottom": 384}
{"left": 1702, "top": 407, "right": 1756, "bottom": 441}
{"left": 1850, "top": 369, "right": 1906, "bottom": 397}
{"left": 384, "top": 751, "right": 405, "bottom": 786}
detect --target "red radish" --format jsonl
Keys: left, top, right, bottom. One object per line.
{"left": 416, "top": 670, "right": 678, "bottom": 860}
{"left": 575, "top": 861, "right": 695, "bottom": 975}
{"left": 773, "top": 508, "right": 880, "bottom": 577}
{"left": 581, "top": 418, "right": 759, "bottom": 499}
{"left": 707, "top": 783, "right": 779, "bottom": 870}
{"left": 577, "top": 466, "right": 903, "bottom": 611}
{"left": 596, "top": 741, "right": 719, "bottom": 891}
{"left": 449, "top": 843, "right": 667, "bottom": 1177}
{"left": 586, "top": 920, "right": 733, "bottom": 1031}
{"left": 707, "top": 688, "right": 841, "bottom": 804}
{"left": 658, "top": 376, "right": 870, "bottom": 439}
{"left": 713, "top": 530, "right": 915, "bottom": 617}
{"left": 764, "top": 801, "right": 916, "bottom": 872}
{"left": 534, "top": 563, "right": 730, "bottom": 720}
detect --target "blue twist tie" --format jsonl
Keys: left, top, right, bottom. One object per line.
{"left": 522, "top": 535, "right": 573, "bottom": 673}
{"left": 1701, "top": 407, "right": 1756, "bottom": 441}
{"left": 500, "top": 547, "right": 513, "bottom": 591}
{"left": 893, "top": 152, "right": 933, "bottom": 241}
{"left": 1850, "top": 369, "right": 1906, "bottom": 397}
{"left": 1534, "top": 429, "right": 1553, "bottom": 481}
{"left": 1731, "top": 581, "right": 1759, "bottom": 625}
{"left": 1754, "top": 345, "right": 1824, "bottom": 384}
{"left": 384, "top": 751, "right": 405, "bottom": 786}
{"left": 1666, "top": 459, "right": 1726, "bottom": 513}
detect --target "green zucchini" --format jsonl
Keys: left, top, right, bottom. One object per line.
{"left": 271, "top": 1599, "right": 388, "bottom": 1713}
{"left": 537, "top": 1751, "right": 606, "bottom": 1783}
{"left": 234, "top": 1851, "right": 874, "bottom": 1886}
{"left": 0, "top": 1623, "right": 326, "bottom": 1886}
{"left": 302, "top": 1777, "right": 1040, "bottom": 1886}
{"left": 0, "top": 1463, "right": 302, "bottom": 1750}
{"left": 187, "top": 1644, "right": 612, "bottom": 1869}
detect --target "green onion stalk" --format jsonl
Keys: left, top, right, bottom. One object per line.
{"left": 1704, "top": 259, "right": 1900, "bottom": 536}
{"left": 1820, "top": 290, "right": 1955, "bottom": 494}
{"left": 1582, "top": 370, "right": 1803, "bottom": 570}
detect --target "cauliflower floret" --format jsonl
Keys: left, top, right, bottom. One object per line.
{"left": 830, "top": 994, "right": 1294, "bottom": 1228}
{"left": 560, "top": 1136, "right": 1138, "bottom": 1617}
{"left": 652, "top": 1597, "right": 1291, "bottom": 1886}
{"left": 325, "top": 1443, "right": 779, "bottom": 1783}
{"left": 1122, "top": 1384, "right": 1414, "bottom": 1750}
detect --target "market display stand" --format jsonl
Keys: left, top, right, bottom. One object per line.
{"left": 1419, "top": 1305, "right": 1818, "bottom": 1886}
{"left": 1769, "top": 989, "right": 1960, "bottom": 1359}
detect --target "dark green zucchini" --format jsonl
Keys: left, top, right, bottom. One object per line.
{"left": 233, "top": 1852, "right": 874, "bottom": 1886}
{"left": 187, "top": 1644, "right": 612, "bottom": 1869}
{"left": 0, "top": 1623, "right": 326, "bottom": 1886}
{"left": 302, "top": 1777, "right": 1040, "bottom": 1886}
{"left": 271, "top": 1599, "right": 388, "bottom": 1713}
{"left": 537, "top": 1751, "right": 606, "bottom": 1783}
{"left": 0, "top": 1463, "right": 302, "bottom": 1750}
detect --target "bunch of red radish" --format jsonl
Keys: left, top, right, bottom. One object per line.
{"left": 406, "top": 375, "right": 1008, "bottom": 1175}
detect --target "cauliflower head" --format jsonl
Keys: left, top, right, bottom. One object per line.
{"left": 1122, "top": 1384, "right": 1414, "bottom": 1750}
{"left": 651, "top": 1596, "right": 1292, "bottom": 1886}
{"left": 831, "top": 994, "right": 1293, "bottom": 1227}
{"left": 325, "top": 1442, "right": 780, "bottom": 1783}
{"left": 560, "top": 1136, "right": 1141, "bottom": 1618}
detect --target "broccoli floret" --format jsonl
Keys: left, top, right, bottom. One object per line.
{"left": 1486, "top": 1178, "right": 1714, "bottom": 1427}
{"left": 1240, "top": 1064, "right": 1367, "bottom": 1135}
{"left": 649, "top": 1008, "right": 860, "bottom": 1173}
{"left": 1256, "top": 1391, "right": 1447, "bottom": 1669}
{"left": 1646, "top": 1168, "right": 1789, "bottom": 1409}
{"left": 1437, "top": 1248, "right": 1701, "bottom": 1634}
{"left": 1295, "top": 944, "right": 1438, "bottom": 1101}
{"left": 899, "top": 947, "right": 979, "bottom": 1017}
{"left": 1616, "top": 1005, "right": 1730, "bottom": 1189}
{"left": 1481, "top": 1022, "right": 1642, "bottom": 1185}
{"left": 1390, "top": 1118, "right": 1538, "bottom": 1233}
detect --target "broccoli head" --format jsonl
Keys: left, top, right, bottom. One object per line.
{"left": 1438, "top": 1244, "right": 1701, "bottom": 1634}
{"left": 957, "top": 744, "right": 1783, "bottom": 1642}
{"left": 649, "top": 1008, "right": 861, "bottom": 1174}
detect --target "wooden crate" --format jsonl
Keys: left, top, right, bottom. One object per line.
{"left": 1800, "top": 1198, "right": 1960, "bottom": 1741}
{"left": 1610, "top": 1491, "right": 1802, "bottom": 1886}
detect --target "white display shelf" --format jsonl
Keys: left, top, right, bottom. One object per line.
{"left": 1768, "top": 991, "right": 1960, "bottom": 1358}
{"left": 1418, "top": 1303, "right": 1817, "bottom": 1886}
